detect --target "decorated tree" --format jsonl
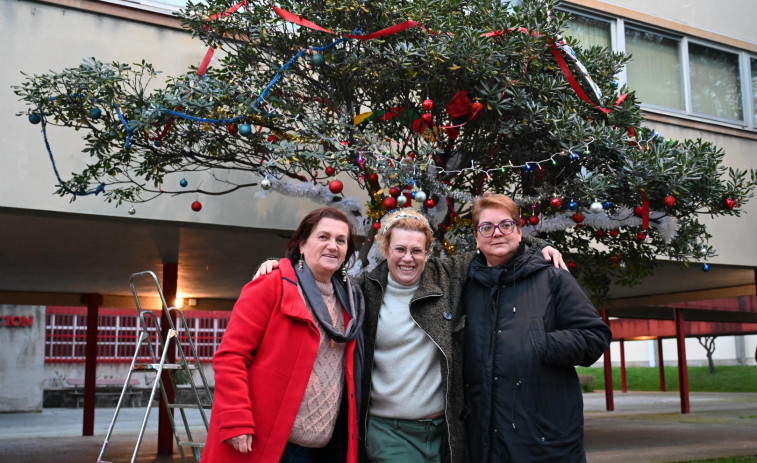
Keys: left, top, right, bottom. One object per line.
{"left": 14, "top": 0, "right": 757, "bottom": 301}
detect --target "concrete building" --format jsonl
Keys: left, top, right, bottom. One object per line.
{"left": 1, "top": 0, "right": 756, "bottom": 415}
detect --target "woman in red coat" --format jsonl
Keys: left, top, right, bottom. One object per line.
{"left": 201, "top": 207, "right": 365, "bottom": 463}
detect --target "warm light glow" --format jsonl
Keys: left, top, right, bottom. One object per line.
{"left": 175, "top": 296, "right": 184, "bottom": 308}
{"left": 630, "top": 336, "right": 658, "bottom": 341}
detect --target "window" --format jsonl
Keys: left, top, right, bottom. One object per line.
{"left": 564, "top": 14, "right": 612, "bottom": 50}
{"left": 689, "top": 43, "right": 743, "bottom": 121}
{"left": 45, "top": 307, "right": 230, "bottom": 363}
{"left": 625, "top": 27, "right": 684, "bottom": 110}
{"left": 561, "top": 8, "right": 757, "bottom": 130}
{"left": 751, "top": 57, "right": 757, "bottom": 122}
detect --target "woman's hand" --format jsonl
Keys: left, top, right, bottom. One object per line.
{"left": 541, "top": 246, "right": 568, "bottom": 270}
{"left": 225, "top": 434, "right": 253, "bottom": 453}
{"left": 252, "top": 259, "right": 280, "bottom": 280}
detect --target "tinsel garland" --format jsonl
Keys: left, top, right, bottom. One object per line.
{"left": 521, "top": 207, "right": 680, "bottom": 243}
{"left": 254, "top": 175, "right": 369, "bottom": 234}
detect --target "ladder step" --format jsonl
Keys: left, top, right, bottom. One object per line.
{"left": 166, "top": 403, "right": 212, "bottom": 409}
{"left": 177, "top": 441, "right": 206, "bottom": 448}
{"left": 133, "top": 363, "right": 199, "bottom": 371}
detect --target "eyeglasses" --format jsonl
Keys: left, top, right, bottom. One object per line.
{"left": 476, "top": 219, "right": 519, "bottom": 237}
{"left": 390, "top": 246, "right": 427, "bottom": 259}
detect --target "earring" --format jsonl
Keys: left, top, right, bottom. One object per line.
{"left": 476, "top": 248, "right": 480, "bottom": 254}
{"left": 298, "top": 258, "right": 304, "bottom": 271}
{"left": 342, "top": 265, "right": 347, "bottom": 282}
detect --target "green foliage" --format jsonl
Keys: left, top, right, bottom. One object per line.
{"left": 13, "top": 0, "right": 757, "bottom": 302}
{"left": 576, "top": 366, "right": 757, "bottom": 393}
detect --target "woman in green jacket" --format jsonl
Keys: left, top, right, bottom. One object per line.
{"left": 254, "top": 209, "right": 564, "bottom": 463}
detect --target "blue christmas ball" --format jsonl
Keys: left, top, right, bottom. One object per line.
{"left": 154, "top": 140, "right": 161, "bottom": 147}
{"left": 525, "top": 163, "right": 533, "bottom": 171}
{"left": 702, "top": 263, "right": 710, "bottom": 272}
{"left": 89, "top": 107, "right": 102, "bottom": 119}
{"left": 603, "top": 201, "right": 612, "bottom": 210}
{"left": 611, "top": 80, "right": 619, "bottom": 88}
{"left": 180, "top": 178, "right": 188, "bottom": 188}
{"left": 569, "top": 201, "right": 577, "bottom": 211}
{"left": 28, "top": 113, "right": 41, "bottom": 124}
{"left": 312, "top": 53, "right": 325, "bottom": 66}
{"left": 239, "top": 123, "right": 252, "bottom": 136}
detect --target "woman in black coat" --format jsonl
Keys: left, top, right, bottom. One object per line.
{"left": 463, "top": 193, "right": 612, "bottom": 463}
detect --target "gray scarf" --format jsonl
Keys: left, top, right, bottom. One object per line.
{"left": 296, "top": 261, "right": 363, "bottom": 343}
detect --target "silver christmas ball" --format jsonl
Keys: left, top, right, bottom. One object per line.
{"left": 260, "top": 178, "right": 272, "bottom": 190}
{"left": 396, "top": 195, "right": 408, "bottom": 206}
{"left": 589, "top": 201, "right": 604, "bottom": 214}
{"left": 414, "top": 190, "right": 427, "bottom": 203}
{"left": 128, "top": 206, "right": 136, "bottom": 215}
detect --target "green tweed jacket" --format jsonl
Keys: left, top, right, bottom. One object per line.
{"left": 357, "top": 252, "right": 472, "bottom": 463}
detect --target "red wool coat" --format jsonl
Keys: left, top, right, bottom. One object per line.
{"left": 200, "top": 258, "right": 358, "bottom": 463}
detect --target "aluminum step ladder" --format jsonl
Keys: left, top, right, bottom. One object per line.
{"left": 97, "top": 271, "right": 213, "bottom": 463}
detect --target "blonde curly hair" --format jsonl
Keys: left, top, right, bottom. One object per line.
{"left": 375, "top": 209, "right": 433, "bottom": 258}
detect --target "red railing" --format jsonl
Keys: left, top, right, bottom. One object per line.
{"left": 45, "top": 307, "right": 231, "bottom": 363}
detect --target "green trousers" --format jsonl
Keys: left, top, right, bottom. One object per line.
{"left": 366, "top": 415, "right": 447, "bottom": 463}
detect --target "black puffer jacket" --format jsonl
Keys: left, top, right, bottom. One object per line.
{"left": 463, "top": 244, "right": 612, "bottom": 463}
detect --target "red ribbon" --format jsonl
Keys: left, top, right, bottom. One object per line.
{"left": 272, "top": 6, "right": 421, "bottom": 39}
{"left": 197, "top": 48, "right": 215, "bottom": 76}
{"left": 640, "top": 192, "right": 650, "bottom": 230}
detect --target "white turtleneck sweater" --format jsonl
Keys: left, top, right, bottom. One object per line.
{"left": 369, "top": 274, "right": 444, "bottom": 419}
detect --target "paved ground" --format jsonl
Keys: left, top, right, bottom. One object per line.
{"left": 1, "top": 391, "right": 756, "bottom": 462}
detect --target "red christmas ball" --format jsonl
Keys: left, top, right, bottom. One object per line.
{"left": 572, "top": 212, "right": 584, "bottom": 223}
{"left": 520, "top": 218, "right": 527, "bottom": 227}
{"left": 471, "top": 101, "right": 484, "bottom": 119}
{"left": 383, "top": 196, "right": 397, "bottom": 210}
{"left": 422, "top": 99, "right": 434, "bottom": 111}
{"left": 191, "top": 201, "right": 202, "bottom": 212}
{"left": 724, "top": 197, "right": 736, "bottom": 209}
{"left": 528, "top": 215, "right": 540, "bottom": 225}
{"left": 325, "top": 166, "right": 336, "bottom": 176}
{"left": 372, "top": 222, "right": 381, "bottom": 232}
{"left": 369, "top": 172, "right": 379, "bottom": 184}
{"left": 550, "top": 197, "right": 562, "bottom": 208}
{"left": 389, "top": 187, "right": 401, "bottom": 198}
{"left": 663, "top": 195, "right": 676, "bottom": 207}
{"left": 610, "top": 256, "right": 621, "bottom": 265}
{"left": 328, "top": 179, "right": 344, "bottom": 194}
{"left": 595, "top": 229, "right": 606, "bottom": 238}
{"left": 267, "top": 134, "right": 279, "bottom": 143}
{"left": 567, "top": 260, "right": 577, "bottom": 270}
{"left": 421, "top": 113, "right": 433, "bottom": 124}
{"left": 636, "top": 232, "right": 647, "bottom": 241}
{"left": 634, "top": 206, "right": 644, "bottom": 217}
{"left": 609, "top": 229, "right": 619, "bottom": 238}
{"left": 425, "top": 199, "right": 436, "bottom": 209}
{"left": 228, "top": 123, "right": 238, "bottom": 135}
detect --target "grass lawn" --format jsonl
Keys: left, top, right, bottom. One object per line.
{"left": 678, "top": 458, "right": 757, "bottom": 463}
{"left": 575, "top": 365, "right": 757, "bottom": 392}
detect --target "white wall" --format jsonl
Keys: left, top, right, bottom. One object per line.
{"left": 1, "top": 1, "right": 333, "bottom": 231}
{"left": 596, "top": 0, "right": 757, "bottom": 44}
{"left": 0, "top": 305, "right": 46, "bottom": 412}
{"left": 607, "top": 335, "right": 757, "bottom": 367}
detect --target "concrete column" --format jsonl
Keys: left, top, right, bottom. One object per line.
{"left": 0, "top": 305, "right": 45, "bottom": 412}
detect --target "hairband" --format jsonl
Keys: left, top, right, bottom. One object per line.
{"left": 380, "top": 212, "right": 430, "bottom": 235}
